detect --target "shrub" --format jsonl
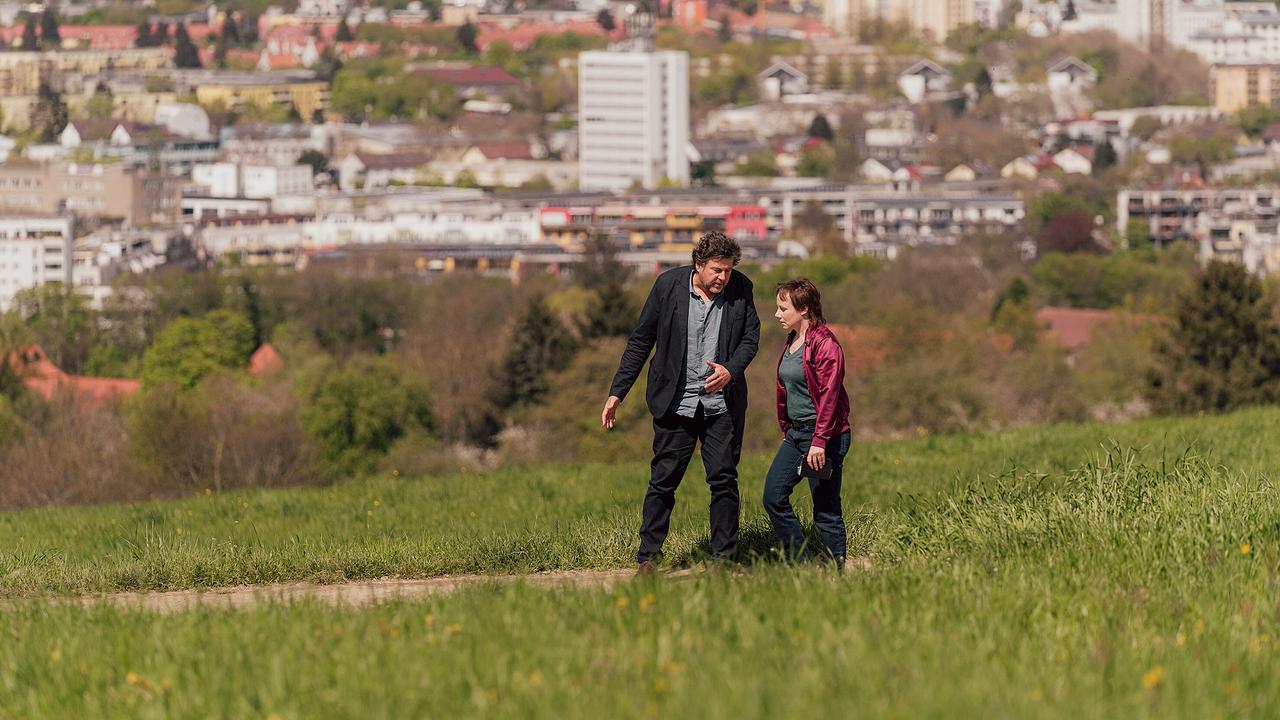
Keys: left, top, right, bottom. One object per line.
{"left": 299, "top": 356, "right": 435, "bottom": 477}
{"left": 128, "top": 376, "right": 317, "bottom": 494}
{"left": 140, "top": 309, "right": 255, "bottom": 389}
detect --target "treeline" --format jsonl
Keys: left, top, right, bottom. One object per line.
{"left": 3, "top": 234, "right": 1273, "bottom": 512}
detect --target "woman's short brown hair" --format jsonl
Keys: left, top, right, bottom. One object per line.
{"left": 776, "top": 277, "right": 826, "bottom": 325}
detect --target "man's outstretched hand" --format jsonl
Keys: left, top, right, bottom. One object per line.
{"left": 704, "top": 360, "right": 731, "bottom": 394}
{"left": 601, "top": 395, "right": 622, "bottom": 429}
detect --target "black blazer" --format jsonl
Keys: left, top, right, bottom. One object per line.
{"left": 608, "top": 265, "right": 760, "bottom": 421}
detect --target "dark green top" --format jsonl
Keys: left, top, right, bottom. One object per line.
{"left": 779, "top": 341, "right": 816, "bottom": 425}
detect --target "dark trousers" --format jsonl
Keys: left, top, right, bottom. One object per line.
{"left": 763, "top": 427, "right": 851, "bottom": 564}
{"left": 637, "top": 406, "right": 741, "bottom": 562}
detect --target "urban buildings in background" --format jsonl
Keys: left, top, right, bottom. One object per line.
{"left": 1, "top": 0, "right": 1280, "bottom": 309}
{"left": 577, "top": 8, "right": 690, "bottom": 192}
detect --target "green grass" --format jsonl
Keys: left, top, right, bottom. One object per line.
{"left": 2, "top": 440, "right": 1279, "bottom": 717}
{"left": 5, "top": 407, "right": 1280, "bottom": 595}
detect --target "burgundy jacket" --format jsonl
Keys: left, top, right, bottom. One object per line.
{"left": 775, "top": 323, "right": 851, "bottom": 450}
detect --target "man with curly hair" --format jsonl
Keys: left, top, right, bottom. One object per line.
{"left": 602, "top": 231, "right": 760, "bottom": 573}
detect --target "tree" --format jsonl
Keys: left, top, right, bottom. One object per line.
{"left": 974, "top": 67, "right": 993, "bottom": 99}
{"left": 1237, "top": 105, "right": 1280, "bottom": 138}
{"left": 39, "top": 7, "right": 59, "bottom": 49}
{"left": 154, "top": 21, "right": 170, "bottom": 45}
{"left": 1039, "top": 211, "right": 1098, "bottom": 254}
{"left": 335, "top": 17, "right": 354, "bottom": 41}
{"left": 300, "top": 355, "right": 434, "bottom": 476}
{"left": 31, "top": 83, "right": 67, "bottom": 143}
{"left": 1148, "top": 260, "right": 1280, "bottom": 413}
{"left": 596, "top": 8, "right": 615, "bottom": 31}
{"left": 457, "top": 21, "right": 478, "bottom": 54}
{"left": 11, "top": 285, "right": 95, "bottom": 374}
{"left": 140, "top": 310, "right": 255, "bottom": 389}
{"left": 298, "top": 149, "right": 329, "bottom": 176}
{"left": 220, "top": 15, "right": 240, "bottom": 45}
{"left": 578, "top": 235, "right": 634, "bottom": 339}
{"left": 797, "top": 143, "right": 834, "bottom": 178}
{"left": 214, "top": 31, "right": 230, "bottom": 67}
{"left": 1124, "top": 218, "right": 1152, "bottom": 248}
{"left": 807, "top": 114, "right": 834, "bottom": 141}
{"left": 737, "top": 151, "right": 779, "bottom": 177}
{"left": 1064, "top": 0, "right": 1077, "bottom": 20}
{"left": 1092, "top": 139, "right": 1117, "bottom": 175}
{"left": 497, "top": 296, "right": 577, "bottom": 409}
{"left": 173, "top": 24, "right": 202, "bottom": 68}
{"left": 20, "top": 14, "right": 37, "bottom": 51}
{"left": 825, "top": 60, "right": 844, "bottom": 90}
{"left": 718, "top": 15, "right": 731, "bottom": 42}
{"left": 85, "top": 82, "right": 114, "bottom": 119}
{"left": 135, "top": 20, "right": 153, "bottom": 48}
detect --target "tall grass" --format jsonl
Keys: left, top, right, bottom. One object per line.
{"left": 4, "top": 406, "right": 1280, "bottom": 595}
{"left": 1, "top": 447, "right": 1277, "bottom": 717}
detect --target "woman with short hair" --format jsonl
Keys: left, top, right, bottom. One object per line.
{"left": 763, "top": 277, "right": 852, "bottom": 566}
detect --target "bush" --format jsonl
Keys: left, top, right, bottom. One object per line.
{"left": 299, "top": 356, "right": 435, "bottom": 477}
{"left": 128, "top": 376, "right": 317, "bottom": 494}
{"left": 0, "top": 401, "right": 134, "bottom": 511}
{"left": 1148, "top": 260, "right": 1280, "bottom": 414}
{"left": 140, "top": 309, "right": 255, "bottom": 389}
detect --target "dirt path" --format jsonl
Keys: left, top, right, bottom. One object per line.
{"left": 68, "top": 569, "right": 640, "bottom": 613}
{"left": 41, "top": 557, "right": 871, "bottom": 613}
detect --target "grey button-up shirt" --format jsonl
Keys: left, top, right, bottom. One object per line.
{"left": 673, "top": 271, "right": 727, "bottom": 418}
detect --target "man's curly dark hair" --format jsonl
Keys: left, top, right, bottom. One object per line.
{"left": 691, "top": 230, "right": 742, "bottom": 267}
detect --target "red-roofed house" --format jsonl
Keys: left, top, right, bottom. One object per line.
{"left": 426, "top": 142, "right": 577, "bottom": 189}
{"left": 6, "top": 345, "right": 139, "bottom": 409}
{"left": 1035, "top": 307, "right": 1155, "bottom": 354}
{"left": 466, "top": 142, "right": 535, "bottom": 161}
{"left": 59, "top": 24, "right": 137, "bottom": 49}
{"left": 475, "top": 21, "right": 619, "bottom": 51}
{"left": 247, "top": 343, "right": 284, "bottom": 377}
{"left": 337, "top": 151, "right": 435, "bottom": 190}
{"left": 411, "top": 63, "right": 519, "bottom": 97}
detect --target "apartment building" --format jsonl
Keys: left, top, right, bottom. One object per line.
{"left": 0, "top": 48, "right": 170, "bottom": 97}
{"left": 0, "top": 163, "right": 181, "bottom": 226}
{"left": 1210, "top": 61, "right": 1280, "bottom": 113}
{"left": 578, "top": 48, "right": 689, "bottom": 191}
{"left": 191, "top": 161, "right": 315, "bottom": 199}
{"left": 756, "top": 183, "right": 1024, "bottom": 256}
{"left": 175, "top": 70, "right": 331, "bottom": 121}
{"left": 0, "top": 216, "right": 73, "bottom": 310}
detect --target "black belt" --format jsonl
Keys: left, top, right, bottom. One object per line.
{"left": 790, "top": 422, "right": 815, "bottom": 431}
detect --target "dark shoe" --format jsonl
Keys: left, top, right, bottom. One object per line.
{"left": 636, "top": 559, "right": 659, "bottom": 576}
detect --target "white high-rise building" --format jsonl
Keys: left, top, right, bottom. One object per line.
{"left": 578, "top": 49, "right": 690, "bottom": 191}
{"left": 0, "top": 217, "right": 73, "bottom": 311}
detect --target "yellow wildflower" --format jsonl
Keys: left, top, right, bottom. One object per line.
{"left": 126, "top": 671, "right": 141, "bottom": 686}
{"left": 50, "top": 649, "right": 61, "bottom": 663}
{"left": 1240, "top": 543, "right": 1252, "bottom": 555}
{"left": 175, "top": 527, "right": 184, "bottom": 535}
{"left": 373, "top": 500, "right": 381, "bottom": 508}
{"left": 615, "top": 596, "right": 630, "bottom": 609}
{"left": 639, "top": 594, "right": 656, "bottom": 611}
{"left": 367, "top": 510, "right": 373, "bottom": 517}
{"left": 1141, "top": 665, "right": 1164, "bottom": 690}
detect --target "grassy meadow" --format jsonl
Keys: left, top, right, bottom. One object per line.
{"left": 3, "top": 408, "right": 1280, "bottom": 716}
{"left": 3, "top": 407, "right": 1280, "bottom": 596}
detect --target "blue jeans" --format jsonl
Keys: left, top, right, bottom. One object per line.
{"left": 763, "top": 427, "right": 851, "bottom": 564}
